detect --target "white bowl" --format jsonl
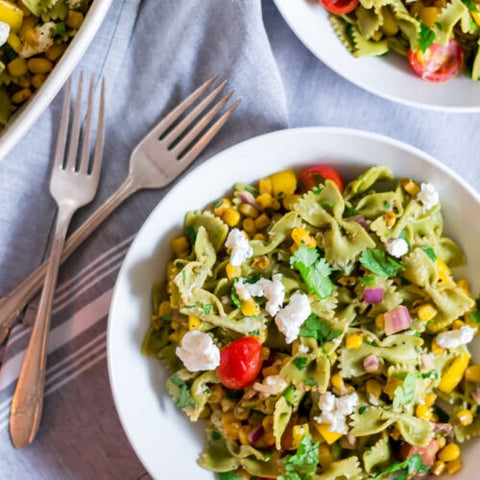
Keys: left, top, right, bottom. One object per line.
{"left": 107, "top": 127, "right": 480, "bottom": 479}
{"left": 274, "top": 0, "right": 480, "bottom": 112}
{"left": 0, "top": 0, "right": 112, "bottom": 161}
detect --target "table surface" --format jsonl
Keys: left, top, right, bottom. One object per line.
{"left": 0, "top": 0, "right": 479, "bottom": 479}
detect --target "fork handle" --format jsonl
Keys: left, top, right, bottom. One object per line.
{"left": 9, "top": 204, "right": 75, "bottom": 448}
{"left": 0, "top": 176, "right": 138, "bottom": 342}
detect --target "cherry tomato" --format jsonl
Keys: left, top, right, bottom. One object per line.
{"left": 408, "top": 40, "right": 464, "bottom": 83}
{"left": 319, "top": 0, "right": 359, "bottom": 15}
{"left": 216, "top": 337, "right": 263, "bottom": 389}
{"left": 298, "top": 165, "right": 344, "bottom": 193}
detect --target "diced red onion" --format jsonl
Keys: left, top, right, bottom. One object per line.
{"left": 363, "top": 353, "right": 381, "bottom": 373}
{"left": 248, "top": 425, "right": 264, "bottom": 444}
{"left": 384, "top": 306, "right": 412, "bottom": 336}
{"left": 364, "top": 287, "right": 384, "bottom": 304}
{"left": 349, "top": 214, "right": 367, "bottom": 230}
{"left": 237, "top": 191, "right": 262, "bottom": 211}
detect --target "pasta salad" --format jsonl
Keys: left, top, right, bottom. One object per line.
{"left": 142, "top": 164, "right": 480, "bottom": 479}
{"left": 318, "top": 0, "right": 480, "bottom": 82}
{"left": 0, "top": 0, "right": 92, "bottom": 128}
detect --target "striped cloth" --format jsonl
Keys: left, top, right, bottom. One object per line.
{"left": 1, "top": 0, "right": 480, "bottom": 478}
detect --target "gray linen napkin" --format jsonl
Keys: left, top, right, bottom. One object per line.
{"left": 0, "top": 0, "right": 479, "bottom": 478}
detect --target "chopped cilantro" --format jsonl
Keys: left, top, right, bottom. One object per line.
{"left": 186, "top": 226, "right": 197, "bottom": 245}
{"left": 218, "top": 472, "right": 237, "bottom": 480}
{"left": 230, "top": 283, "right": 241, "bottom": 308}
{"left": 182, "top": 270, "right": 187, "bottom": 284}
{"left": 293, "top": 356, "right": 308, "bottom": 371}
{"left": 201, "top": 303, "right": 212, "bottom": 315}
{"left": 1, "top": 43, "right": 17, "bottom": 63}
{"left": 398, "top": 229, "right": 410, "bottom": 247}
{"left": 304, "top": 378, "right": 317, "bottom": 386}
{"left": 421, "top": 245, "right": 436, "bottom": 261}
{"left": 211, "top": 431, "right": 222, "bottom": 440}
{"left": 469, "top": 298, "right": 480, "bottom": 324}
{"left": 359, "top": 248, "right": 403, "bottom": 277}
{"left": 462, "top": 0, "right": 480, "bottom": 12}
{"left": 383, "top": 201, "right": 392, "bottom": 210}
{"left": 170, "top": 375, "right": 196, "bottom": 409}
{"left": 321, "top": 199, "right": 335, "bottom": 208}
{"left": 244, "top": 272, "right": 262, "bottom": 284}
{"left": 375, "top": 453, "right": 429, "bottom": 479}
{"left": 290, "top": 246, "right": 334, "bottom": 299}
{"left": 299, "top": 314, "right": 342, "bottom": 345}
{"left": 51, "top": 21, "right": 66, "bottom": 37}
{"left": 421, "top": 370, "right": 439, "bottom": 380}
{"left": 283, "top": 385, "right": 296, "bottom": 403}
{"left": 160, "top": 313, "right": 172, "bottom": 322}
{"left": 359, "top": 406, "right": 367, "bottom": 415}
{"left": 359, "top": 276, "right": 376, "bottom": 287}
{"left": 313, "top": 187, "right": 323, "bottom": 195}
{"left": 343, "top": 206, "right": 359, "bottom": 218}
{"left": 418, "top": 19, "right": 436, "bottom": 53}
{"left": 392, "top": 373, "right": 420, "bottom": 410}
{"left": 248, "top": 329, "right": 260, "bottom": 335}
{"left": 244, "top": 186, "right": 258, "bottom": 196}
{"left": 279, "top": 435, "right": 319, "bottom": 480}
{"left": 214, "top": 200, "right": 224, "bottom": 208}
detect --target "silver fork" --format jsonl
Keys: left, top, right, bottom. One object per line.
{"left": 0, "top": 74, "right": 240, "bottom": 342}
{"left": 9, "top": 75, "right": 106, "bottom": 448}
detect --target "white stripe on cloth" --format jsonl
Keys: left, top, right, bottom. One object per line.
{"left": 0, "top": 332, "right": 106, "bottom": 420}
{"left": 0, "top": 288, "right": 112, "bottom": 392}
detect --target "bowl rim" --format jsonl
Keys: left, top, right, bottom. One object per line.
{"left": 107, "top": 126, "right": 480, "bottom": 477}
{"left": 273, "top": 0, "right": 480, "bottom": 113}
{"left": 0, "top": 0, "right": 113, "bottom": 161}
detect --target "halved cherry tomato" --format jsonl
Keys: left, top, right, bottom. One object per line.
{"left": 216, "top": 337, "right": 263, "bottom": 389}
{"left": 298, "top": 165, "right": 344, "bottom": 193}
{"left": 319, "top": 0, "right": 359, "bottom": 15}
{"left": 408, "top": 40, "right": 464, "bottom": 83}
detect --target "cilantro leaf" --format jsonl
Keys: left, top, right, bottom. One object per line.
{"left": 279, "top": 435, "right": 320, "bottom": 480}
{"left": 462, "top": 0, "right": 480, "bottom": 12}
{"left": 421, "top": 245, "right": 436, "bottom": 261}
{"left": 186, "top": 226, "right": 197, "bottom": 245}
{"left": 51, "top": 21, "right": 66, "bottom": 37}
{"left": 218, "top": 472, "right": 238, "bottom": 480}
{"left": 392, "top": 373, "right": 420, "bottom": 410}
{"left": 299, "top": 314, "right": 342, "bottom": 345}
{"left": 293, "top": 356, "right": 308, "bottom": 371}
{"left": 375, "top": 453, "right": 429, "bottom": 479}
{"left": 201, "top": 303, "right": 212, "bottom": 315}
{"left": 230, "top": 281, "right": 241, "bottom": 308}
{"left": 170, "top": 375, "right": 196, "bottom": 409}
{"left": 359, "top": 249, "right": 403, "bottom": 277}
{"left": 418, "top": 19, "right": 435, "bottom": 53}
{"left": 359, "top": 276, "right": 376, "bottom": 286}
{"left": 290, "top": 246, "right": 334, "bottom": 299}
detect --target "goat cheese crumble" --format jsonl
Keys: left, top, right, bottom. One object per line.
{"left": 386, "top": 238, "right": 409, "bottom": 258}
{"left": 417, "top": 182, "right": 439, "bottom": 211}
{"left": 274, "top": 292, "right": 311, "bottom": 344}
{"left": 314, "top": 391, "right": 359, "bottom": 434}
{"left": 20, "top": 22, "right": 55, "bottom": 58}
{"left": 176, "top": 331, "right": 220, "bottom": 372}
{"left": 225, "top": 229, "right": 253, "bottom": 266}
{"left": 0, "top": 22, "right": 10, "bottom": 47}
{"left": 435, "top": 325, "right": 476, "bottom": 349}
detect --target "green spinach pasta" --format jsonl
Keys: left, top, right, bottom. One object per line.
{"left": 142, "top": 164, "right": 480, "bottom": 479}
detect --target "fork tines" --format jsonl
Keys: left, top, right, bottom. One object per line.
{"left": 155, "top": 74, "right": 241, "bottom": 162}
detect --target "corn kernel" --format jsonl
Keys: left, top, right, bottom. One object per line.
{"left": 366, "top": 379, "right": 383, "bottom": 399}
{"left": 346, "top": 334, "right": 363, "bottom": 349}
{"left": 0, "top": 0, "right": 23, "bottom": 31}
{"left": 252, "top": 255, "right": 269, "bottom": 270}
{"left": 317, "top": 443, "right": 332, "bottom": 469}
{"left": 270, "top": 199, "right": 282, "bottom": 211}
{"left": 425, "top": 393, "right": 437, "bottom": 407}
{"left": 384, "top": 377, "right": 402, "bottom": 399}
{"left": 438, "top": 443, "right": 461, "bottom": 463}
{"left": 213, "top": 198, "right": 232, "bottom": 216}
{"left": 270, "top": 169, "right": 297, "bottom": 198}
{"left": 7, "top": 32, "right": 20, "bottom": 51}
{"left": 11, "top": 87, "right": 31, "bottom": 104}
{"left": 292, "top": 424, "right": 310, "bottom": 449}
{"left": 239, "top": 203, "right": 259, "bottom": 219}
{"left": 466, "top": 365, "right": 480, "bottom": 382}
{"left": 7, "top": 56, "right": 27, "bottom": 76}
{"left": 380, "top": 5, "right": 399, "bottom": 36}
{"left": 256, "top": 192, "right": 273, "bottom": 209}
{"left": 27, "top": 57, "right": 53, "bottom": 74}
{"left": 291, "top": 227, "right": 316, "bottom": 248}
{"left": 416, "top": 404, "right": 433, "bottom": 420}
{"left": 66, "top": 10, "right": 84, "bottom": 29}
{"left": 208, "top": 384, "right": 223, "bottom": 403}
{"left": 455, "top": 409, "right": 473, "bottom": 427}
{"left": 315, "top": 423, "right": 343, "bottom": 445}
{"left": 385, "top": 211, "right": 396, "bottom": 227}
{"left": 188, "top": 316, "right": 202, "bottom": 330}
{"left": 258, "top": 177, "right": 272, "bottom": 195}
{"left": 170, "top": 235, "right": 189, "bottom": 255}
{"left": 375, "top": 314, "right": 385, "bottom": 330}
{"left": 223, "top": 208, "right": 240, "bottom": 227}
{"left": 452, "top": 320, "right": 466, "bottom": 330}
{"left": 243, "top": 217, "right": 256, "bottom": 235}
{"left": 446, "top": 458, "right": 462, "bottom": 475}
{"left": 158, "top": 300, "right": 172, "bottom": 317}
{"left": 24, "top": 27, "right": 37, "bottom": 45}
{"left": 338, "top": 276, "right": 357, "bottom": 286}
{"left": 401, "top": 178, "right": 420, "bottom": 196}
{"left": 418, "top": 303, "right": 438, "bottom": 322}
{"left": 370, "top": 30, "right": 383, "bottom": 41}
{"left": 253, "top": 233, "right": 265, "bottom": 241}
{"left": 432, "top": 338, "right": 444, "bottom": 355}
{"left": 438, "top": 353, "right": 470, "bottom": 393}
{"left": 241, "top": 299, "right": 260, "bottom": 316}
{"left": 431, "top": 460, "right": 446, "bottom": 476}
{"left": 31, "top": 73, "right": 46, "bottom": 89}
{"left": 436, "top": 258, "right": 453, "bottom": 286}
{"left": 283, "top": 194, "right": 300, "bottom": 211}
{"left": 262, "top": 365, "right": 279, "bottom": 377}
{"left": 226, "top": 263, "right": 240, "bottom": 281}
{"left": 331, "top": 373, "right": 345, "bottom": 391}
{"left": 254, "top": 213, "right": 270, "bottom": 230}
{"left": 223, "top": 422, "right": 241, "bottom": 441}
{"left": 45, "top": 42, "right": 67, "bottom": 61}
{"left": 238, "top": 425, "right": 252, "bottom": 446}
